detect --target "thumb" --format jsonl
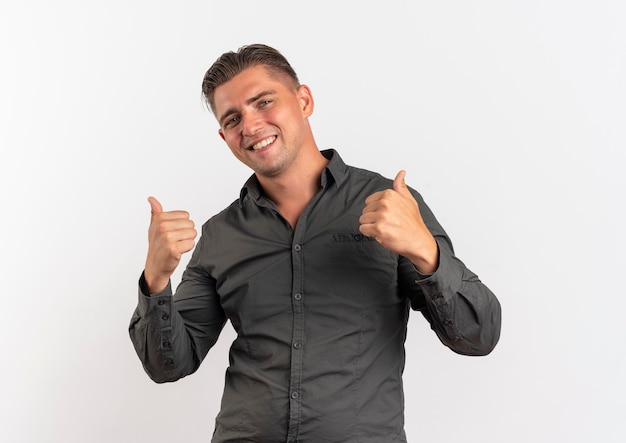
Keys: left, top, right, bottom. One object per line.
{"left": 393, "top": 170, "right": 410, "bottom": 195}
{"left": 148, "top": 196, "right": 163, "bottom": 215}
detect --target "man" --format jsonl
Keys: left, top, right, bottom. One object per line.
{"left": 129, "top": 44, "right": 501, "bottom": 443}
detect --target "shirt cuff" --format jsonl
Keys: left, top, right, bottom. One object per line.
{"left": 135, "top": 272, "right": 175, "bottom": 328}
{"left": 413, "top": 245, "right": 464, "bottom": 303}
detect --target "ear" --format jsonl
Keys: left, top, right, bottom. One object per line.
{"left": 218, "top": 129, "right": 225, "bottom": 140}
{"left": 297, "top": 84, "right": 314, "bottom": 117}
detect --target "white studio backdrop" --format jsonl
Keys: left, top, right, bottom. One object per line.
{"left": 1, "top": 1, "right": 624, "bottom": 442}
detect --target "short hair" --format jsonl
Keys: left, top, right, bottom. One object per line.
{"left": 201, "top": 44, "right": 300, "bottom": 113}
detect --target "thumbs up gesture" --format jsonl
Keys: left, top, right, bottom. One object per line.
{"left": 144, "top": 197, "right": 197, "bottom": 294}
{"left": 359, "top": 171, "right": 439, "bottom": 274}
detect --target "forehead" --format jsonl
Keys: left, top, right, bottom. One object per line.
{"left": 213, "top": 65, "right": 294, "bottom": 113}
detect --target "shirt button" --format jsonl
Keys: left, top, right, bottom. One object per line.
{"left": 291, "top": 391, "right": 299, "bottom": 399}
{"left": 453, "top": 336, "right": 461, "bottom": 342}
{"left": 294, "top": 293, "right": 302, "bottom": 301}
{"left": 444, "top": 319, "right": 452, "bottom": 325}
{"left": 294, "top": 244, "right": 301, "bottom": 252}
{"left": 157, "top": 299, "right": 166, "bottom": 305}
{"left": 293, "top": 342, "right": 302, "bottom": 349}
{"left": 162, "top": 314, "right": 169, "bottom": 321}
{"left": 162, "top": 341, "right": 171, "bottom": 348}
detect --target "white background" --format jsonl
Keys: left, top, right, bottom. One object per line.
{"left": 1, "top": 1, "right": 624, "bottom": 442}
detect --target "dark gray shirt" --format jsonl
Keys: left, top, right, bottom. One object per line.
{"left": 129, "top": 149, "right": 501, "bottom": 443}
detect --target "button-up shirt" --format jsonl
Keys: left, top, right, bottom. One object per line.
{"left": 129, "top": 149, "right": 501, "bottom": 443}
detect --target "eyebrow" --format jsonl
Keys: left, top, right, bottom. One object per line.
{"left": 218, "top": 90, "right": 277, "bottom": 127}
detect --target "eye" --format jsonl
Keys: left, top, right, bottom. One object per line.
{"left": 224, "top": 115, "right": 240, "bottom": 128}
{"left": 258, "top": 99, "right": 272, "bottom": 107}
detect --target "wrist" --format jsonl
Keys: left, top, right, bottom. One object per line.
{"left": 406, "top": 238, "right": 439, "bottom": 275}
{"left": 143, "top": 269, "right": 170, "bottom": 295}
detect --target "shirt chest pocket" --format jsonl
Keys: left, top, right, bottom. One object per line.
{"left": 306, "top": 232, "right": 399, "bottom": 306}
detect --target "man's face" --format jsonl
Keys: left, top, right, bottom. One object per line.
{"left": 213, "top": 65, "right": 314, "bottom": 178}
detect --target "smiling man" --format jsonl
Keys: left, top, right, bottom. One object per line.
{"left": 129, "top": 44, "right": 501, "bottom": 443}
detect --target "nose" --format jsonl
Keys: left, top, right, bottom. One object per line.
{"left": 241, "top": 111, "right": 262, "bottom": 137}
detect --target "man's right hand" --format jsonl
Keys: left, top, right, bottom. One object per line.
{"left": 144, "top": 196, "right": 197, "bottom": 294}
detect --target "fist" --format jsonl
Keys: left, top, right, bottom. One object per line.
{"left": 359, "top": 171, "right": 438, "bottom": 274}
{"left": 144, "top": 196, "right": 197, "bottom": 293}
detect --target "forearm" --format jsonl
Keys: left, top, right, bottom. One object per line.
{"left": 415, "top": 244, "right": 501, "bottom": 355}
{"left": 399, "top": 189, "right": 501, "bottom": 355}
{"left": 128, "top": 277, "right": 196, "bottom": 382}
{"left": 128, "top": 272, "right": 226, "bottom": 383}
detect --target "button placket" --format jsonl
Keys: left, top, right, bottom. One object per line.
{"left": 287, "top": 222, "right": 308, "bottom": 440}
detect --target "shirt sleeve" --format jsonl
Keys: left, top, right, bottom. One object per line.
{"left": 398, "top": 189, "right": 502, "bottom": 356}
{"left": 128, "top": 234, "right": 227, "bottom": 383}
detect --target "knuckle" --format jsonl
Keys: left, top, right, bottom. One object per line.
{"left": 379, "top": 202, "right": 390, "bottom": 211}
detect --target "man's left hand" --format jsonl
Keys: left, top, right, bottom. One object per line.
{"left": 359, "top": 170, "right": 439, "bottom": 274}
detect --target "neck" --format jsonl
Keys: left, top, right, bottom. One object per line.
{"left": 258, "top": 149, "right": 329, "bottom": 228}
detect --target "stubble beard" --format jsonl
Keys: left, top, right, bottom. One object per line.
{"left": 252, "top": 142, "right": 297, "bottom": 179}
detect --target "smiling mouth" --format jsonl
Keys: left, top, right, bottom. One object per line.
{"left": 248, "top": 136, "right": 276, "bottom": 151}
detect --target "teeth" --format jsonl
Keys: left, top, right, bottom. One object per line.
{"left": 251, "top": 136, "right": 275, "bottom": 151}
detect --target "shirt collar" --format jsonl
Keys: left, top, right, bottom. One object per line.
{"left": 238, "top": 149, "right": 348, "bottom": 207}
